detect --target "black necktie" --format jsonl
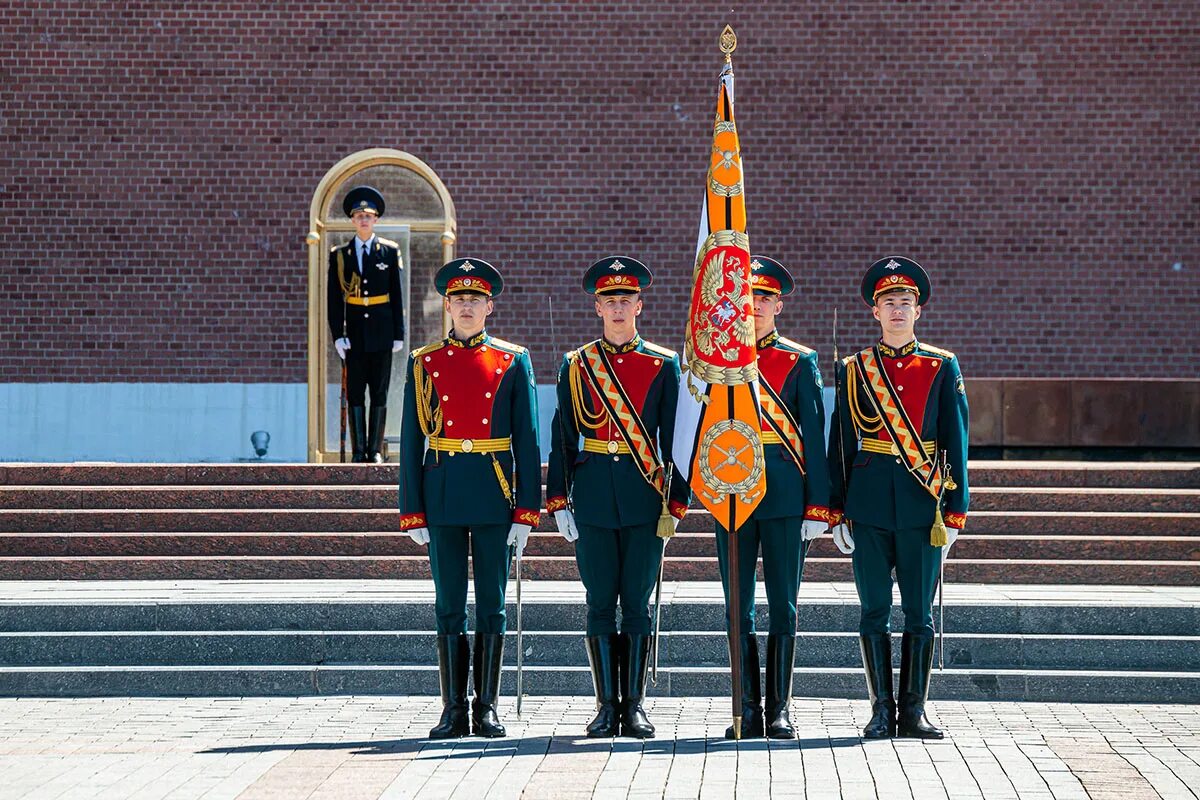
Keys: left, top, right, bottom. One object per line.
{"left": 360, "top": 242, "right": 369, "bottom": 273}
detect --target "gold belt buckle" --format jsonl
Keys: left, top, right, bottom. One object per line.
{"left": 461, "top": 439, "right": 474, "bottom": 453}
{"left": 890, "top": 442, "right": 900, "bottom": 456}
{"left": 606, "top": 440, "right": 618, "bottom": 454}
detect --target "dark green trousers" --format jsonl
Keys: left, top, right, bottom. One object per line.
{"left": 575, "top": 521, "right": 663, "bottom": 635}
{"left": 715, "top": 516, "right": 808, "bottom": 635}
{"left": 428, "top": 523, "right": 512, "bottom": 635}
{"left": 851, "top": 522, "right": 940, "bottom": 636}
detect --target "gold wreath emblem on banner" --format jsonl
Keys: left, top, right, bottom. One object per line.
{"left": 697, "top": 418, "right": 764, "bottom": 504}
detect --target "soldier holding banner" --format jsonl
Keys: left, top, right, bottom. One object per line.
{"left": 827, "top": 256, "right": 969, "bottom": 740}
{"left": 546, "top": 257, "right": 690, "bottom": 739}
{"left": 714, "top": 256, "right": 836, "bottom": 739}
{"left": 398, "top": 258, "right": 541, "bottom": 740}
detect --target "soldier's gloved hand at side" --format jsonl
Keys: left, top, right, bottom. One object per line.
{"left": 800, "top": 519, "right": 825, "bottom": 542}
{"left": 334, "top": 338, "right": 351, "bottom": 360}
{"left": 553, "top": 509, "right": 579, "bottom": 542}
{"left": 942, "top": 525, "right": 962, "bottom": 558}
{"left": 406, "top": 527, "right": 430, "bottom": 546}
{"left": 830, "top": 523, "right": 855, "bottom": 554}
{"left": 507, "top": 523, "right": 532, "bottom": 556}
{"left": 392, "top": 340, "right": 404, "bottom": 353}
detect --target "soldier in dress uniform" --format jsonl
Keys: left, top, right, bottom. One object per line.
{"left": 546, "top": 257, "right": 690, "bottom": 739}
{"left": 715, "top": 256, "right": 836, "bottom": 739}
{"left": 327, "top": 186, "right": 406, "bottom": 462}
{"left": 827, "top": 256, "right": 969, "bottom": 740}
{"left": 397, "top": 258, "right": 541, "bottom": 739}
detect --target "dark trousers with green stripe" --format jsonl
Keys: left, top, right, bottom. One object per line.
{"left": 575, "top": 521, "right": 663, "bottom": 635}
{"left": 851, "top": 522, "right": 940, "bottom": 636}
{"left": 715, "top": 516, "right": 808, "bottom": 635}
{"left": 428, "top": 523, "right": 512, "bottom": 635}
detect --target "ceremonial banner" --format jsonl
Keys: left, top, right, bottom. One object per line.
{"left": 673, "top": 26, "right": 767, "bottom": 533}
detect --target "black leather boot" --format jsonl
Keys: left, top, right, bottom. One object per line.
{"left": 472, "top": 633, "right": 506, "bottom": 738}
{"left": 429, "top": 634, "right": 470, "bottom": 739}
{"left": 366, "top": 405, "right": 387, "bottom": 463}
{"left": 765, "top": 634, "right": 797, "bottom": 739}
{"left": 348, "top": 406, "right": 368, "bottom": 463}
{"left": 724, "top": 634, "right": 764, "bottom": 739}
{"left": 897, "top": 632, "right": 944, "bottom": 739}
{"left": 584, "top": 635, "right": 620, "bottom": 737}
{"left": 618, "top": 633, "right": 655, "bottom": 739}
{"left": 859, "top": 634, "right": 897, "bottom": 739}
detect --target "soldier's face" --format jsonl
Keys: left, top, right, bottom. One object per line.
{"left": 351, "top": 210, "right": 377, "bottom": 239}
{"left": 873, "top": 291, "right": 921, "bottom": 334}
{"left": 444, "top": 293, "right": 493, "bottom": 335}
{"left": 752, "top": 293, "right": 783, "bottom": 333}
{"left": 595, "top": 293, "right": 642, "bottom": 329}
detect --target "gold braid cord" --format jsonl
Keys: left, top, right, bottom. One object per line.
{"left": 337, "top": 252, "right": 362, "bottom": 300}
{"left": 846, "top": 359, "right": 884, "bottom": 434}
{"left": 491, "top": 455, "right": 514, "bottom": 507}
{"left": 411, "top": 349, "right": 443, "bottom": 439}
{"left": 568, "top": 352, "right": 608, "bottom": 431}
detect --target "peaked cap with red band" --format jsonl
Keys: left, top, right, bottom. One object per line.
{"left": 860, "top": 255, "right": 931, "bottom": 306}
{"left": 750, "top": 255, "right": 795, "bottom": 297}
{"left": 583, "top": 256, "right": 653, "bottom": 295}
{"left": 436, "top": 258, "right": 504, "bottom": 298}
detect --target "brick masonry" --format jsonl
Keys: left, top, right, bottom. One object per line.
{"left": 3, "top": 1, "right": 1197, "bottom": 383}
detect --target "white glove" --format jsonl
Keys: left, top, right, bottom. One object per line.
{"left": 830, "top": 523, "right": 855, "bottom": 554}
{"left": 800, "top": 519, "right": 825, "bottom": 542}
{"left": 671, "top": 514, "right": 682, "bottom": 533}
{"left": 392, "top": 340, "right": 404, "bottom": 353}
{"left": 507, "top": 523, "right": 532, "bottom": 556}
{"left": 943, "top": 525, "right": 962, "bottom": 558}
{"left": 334, "top": 337, "right": 351, "bottom": 360}
{"left": 553, "top": 509, "right": 579, "bottom": 542}
{"left": 406, "top": 527, "right": 430, "bottom": 546}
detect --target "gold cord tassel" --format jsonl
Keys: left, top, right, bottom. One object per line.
{"left": 657, "top": 500, "right": 675, "bottom": 540}
{"left": 491, "top": 454, "right": 514, "bottom": 507}
{"left": 930, "top": 506, "right": 949, "bottom": 547}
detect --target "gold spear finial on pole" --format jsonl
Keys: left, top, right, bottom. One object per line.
{"left": 719, "top": 24, "right": 738, "bottom": 63}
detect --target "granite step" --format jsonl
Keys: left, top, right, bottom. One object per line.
{"left": 0, "top": 664, "right": 1195, "bottom": 703}
{"left": 2, "top": 508, "right": 1196, "bottom": 535}
{"left": 2, "top": 461, "right": 1198, "bottom": 489}
{"left": 1, "top": 532, "right": 1195, "bottom": 562}
{"left": 0, "top": 555, "right": 1195, "bottom": 584}
{"left": 1, "top": 629, "right": 1193, "bottom": 672}
{"left": 2, "top": 484, "right": 1195, "bottom": 513}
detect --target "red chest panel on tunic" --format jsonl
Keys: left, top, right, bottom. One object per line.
{"left": 583, "top": 348, "right": 664, "bottom": 422}
{"left": 879, "top": 354, "right": 942, "bottom": 435}
{"left": 422, "top": 343, "right": 513, "bottom": 439}
{"left": 757, "top": 346, "right": 800, "bottom": 394}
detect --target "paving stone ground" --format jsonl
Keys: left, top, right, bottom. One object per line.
{"left": 0, "top": 696, "right": 1197, "bottom": 799}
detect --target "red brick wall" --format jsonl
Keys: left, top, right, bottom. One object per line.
{"left": 4, "top": 1, "right": 1196, "bottom": 383}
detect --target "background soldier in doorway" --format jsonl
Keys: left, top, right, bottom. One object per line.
{"left": 715, "top": 256, "right": 835, "bottom": 739}
{"left": 828, "top": 256, "right": 969, "bottom": 740}
{"left": 546, "top": 257, "right": 690, "bottom": 739}
{"left": 398, "top": 258, "right": 541, "bottom": 740}
{"left": 327, "top": 185, "right": 405, "bottom": 462}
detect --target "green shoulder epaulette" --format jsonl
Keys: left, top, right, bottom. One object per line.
{"left": 921, "top": 343, "right": 956, "bottom": 359}
{"left": 410, "top": 341, "right": 442, "bottom": 360}
{"left": 641, "top": 340, "right": 678, "bottom": 359}
{"left": 776, "top": 336, "right": 814, "bottom": 356}
{"left": 488, "top": 336, "right": 527, "bottom": 355}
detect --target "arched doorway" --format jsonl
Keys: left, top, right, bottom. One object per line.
{"left": 305, "top": 149, "right": 456, "bottom": 463}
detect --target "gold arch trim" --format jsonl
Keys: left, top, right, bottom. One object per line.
{"left": 306, "top": 148, "right": 457, "bottom": 462}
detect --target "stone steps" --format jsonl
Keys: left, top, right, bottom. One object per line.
{"left": 2, "top": 484, "right": 1195, "bottom": 512}
{"left": 0, "top": 580, "right": 1196, "bottom": 702}
{"left": 2, "top": 531, "right": 1195, "bottom": 560}
{"left": 3, "top": 462, "right": 1198, "bottom": 488}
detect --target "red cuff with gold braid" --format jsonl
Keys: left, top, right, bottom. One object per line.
{"left": 668, "top": 500, "right": 689, "bottom": 521}
{"left": 399, "top": 512, "right": 427, "bottom": 531}
{"left": 513, "top": 508, "right": 540, "bottom": 526}
{"left": 826, "top": 508, "right": 846, "bottom": 526}
{"left": 804, "top": 506, "right": 839, "bottom": 525}
{"left": 944, "top": 511, "right": 967, "bottom": 529}
{"left": 546, "top": 496, "right": 569, "bottom": 514}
